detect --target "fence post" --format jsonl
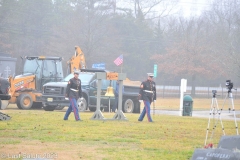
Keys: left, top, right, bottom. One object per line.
{"left": 222, "top": 87, "right": 223, "bottom": 99}
{"left": 208, "top": 86, "right": 209, "bottom": 99}
{"left": 162, "top": 85, "right": 165, "bottom": 99}
{"left": 235, "top": 89, "right": 237, "bottom": 99}
{"left": 179, "top": 85, "right": 180, "bottom": 98}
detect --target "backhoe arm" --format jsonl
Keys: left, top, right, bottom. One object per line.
{"left": 67, "top": 46, "right": 86, "bottom": 73}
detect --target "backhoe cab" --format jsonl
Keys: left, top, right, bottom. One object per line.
{"left": 8, "top": 56, "right": 63, "bottom": 109}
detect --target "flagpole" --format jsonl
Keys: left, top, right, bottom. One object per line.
{"left": 121, "top": 54, "right": 123, "bottom": 73}
{"left": 121, "top": 63, "right": 122, "bottom": 73}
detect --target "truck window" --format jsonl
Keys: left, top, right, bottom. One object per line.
{"left": 80, "top": 74, "right": 94, "bottom": 84}
{"left": 102, "top": 80, "right": 112, "bottom": 89}
{"left": 63, "top": 73, "right": 94, "bottom": 85}
{"left": 90, "top": 80, "right": 113, "bottom": 89}
{"left": 90, "top": 80, "right": 98, "bottom": 88}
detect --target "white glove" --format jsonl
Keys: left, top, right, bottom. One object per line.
{"left": 139, "top": 100, "right": 143, "bottom": 103}
{"left": 154, "top": 100, "right": 156, "bottom": 103}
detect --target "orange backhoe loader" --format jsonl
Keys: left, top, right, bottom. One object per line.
{"left": 8, "top": 56, "right": 64, "bottom": 109}
{"left": 6, "top": 46, "right": 86, "bottom": 110}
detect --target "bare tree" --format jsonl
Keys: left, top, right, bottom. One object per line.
{"left": 151, "top": 15, "right": 227, "bottom": 95}
{"left": 203, "top": 0, "right": 240, "bottom": 78}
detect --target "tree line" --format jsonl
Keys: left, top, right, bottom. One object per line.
{"left": 0, "top": 0, "right": 239, "bottom": 88}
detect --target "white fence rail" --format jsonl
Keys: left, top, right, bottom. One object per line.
{"left": 156, "top": 86, "right": 239, "bottom": 99}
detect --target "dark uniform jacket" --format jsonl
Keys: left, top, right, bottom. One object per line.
{"left": 139, "top": 80, "right": 156, "bottom": 103}
{"left": 66, "top": 77, "right": 82, "bottom": 99}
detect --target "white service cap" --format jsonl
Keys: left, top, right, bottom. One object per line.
{"left": 147, "top": 73, "right": 154, "bottom": 77}
{"left": 74, "top": 70, "right": 80, "bottom": 74}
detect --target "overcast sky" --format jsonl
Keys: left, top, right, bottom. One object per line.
{"left": 116, "top": 0, "right": 213, "bottom": 18}
{"left": 179, "top": 0, "right": 212, "bottom": 17}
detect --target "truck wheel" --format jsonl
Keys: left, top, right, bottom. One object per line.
{"left": 133, "top": 101, "right": 140, "bottom": 113}
{"left": 123, "top": 99, "right": 134, "bottom": 113}
{"left": 16, "top": 94, "right": 33, "bottom": 110}
{"left": 17, "top": 101, "right": 22, "bottom": 109}
{"left": 89, "top": 107, "right": 96, "bottom": 112}
{"left": 32, "top": 102, "right": 43, "bottom": 109}
{"left": 55, "top": 106, "right": 65, "bottom": 110}
{"left": 77, "top": 97, "right": 87, "bottom": 112}
{"left": 43, "top": 105, "right": 55, "bottom": 111}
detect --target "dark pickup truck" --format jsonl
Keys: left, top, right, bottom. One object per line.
{"left": 42, "top": 69, "right": 141, "bottom": 113}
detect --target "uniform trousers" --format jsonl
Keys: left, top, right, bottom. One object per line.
{"left": 64, "top": 98, "right": 80, "bottom": 121}
{"left": 138, "top": 100, "right": 153, "bottom": 122}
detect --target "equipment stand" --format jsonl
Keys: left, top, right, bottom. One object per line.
{"left": 205, "top": 88, "right": 239, "bottom": 147}
{"left": 91, "top": 72, "right": 127, "bottom": 121}
{"left": 220, "top": 90, "right": 239, "bottom": 135}
{"left": 112, "top": 80, "right": 127, "bottom": 120}
{"left": 91, "top": 77, "right": 105, "bottom": 120}
{"left": 204, "top": 91, "right": 225, "bottom": 146}
{"left": 108, "top": 97, "right": 111, "bottom": 113}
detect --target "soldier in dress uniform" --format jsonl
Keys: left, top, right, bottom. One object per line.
{"left": 64, "top": 70, "right": 83, "bottom": 121}
{"left": 138, "top": 73, "right": 156, "bottom": 122}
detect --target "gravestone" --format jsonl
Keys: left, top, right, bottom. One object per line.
{"left": 191, "top": 148, "right": 240, "bottom": 160}
{"left": 218, "top": 135, "right": 240, "bottom": 151}
{"left": 0, "top": 53, "right": 17, "bottom": 78}
{"left": 192, "top": 135, "right": 240, "bottom": 160}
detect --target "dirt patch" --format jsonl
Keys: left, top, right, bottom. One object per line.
{"left": 0, "top": 140, "right": 105, "bottom": 160}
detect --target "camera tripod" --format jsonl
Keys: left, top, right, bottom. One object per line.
{"left": 221, "top": 88, "right": 239, "bottom": 135}
{"left": 204, "top": 88, "right": 239, "bottom": 147}
{"left": 204, "top": 91, "right": 225, "bottom": 146}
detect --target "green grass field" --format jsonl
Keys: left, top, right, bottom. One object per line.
{"left": 0, "top": 98, "right": 240, "bottom": 160}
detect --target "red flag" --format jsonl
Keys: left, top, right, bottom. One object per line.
{"left": 114, "top": 55, "right": 123, "bottom": 66}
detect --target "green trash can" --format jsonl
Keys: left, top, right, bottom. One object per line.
{"left": 183, "top": 95, "right": 193, "bottom": 116}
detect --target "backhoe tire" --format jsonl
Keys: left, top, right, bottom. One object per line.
{"left": 17, "top": 102, "right": 22, "bottom": 109}
{"left": 43, "top": 105, "right": 55, "bottom": 111}
{"left": 123, "top": 99, "right": 134, "bottom": 113}
{"left": 17, "top": 94, "right": 33, "bottom": 110}
{"left": 16, "top": 99, "right": 23, "bottom": 109}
